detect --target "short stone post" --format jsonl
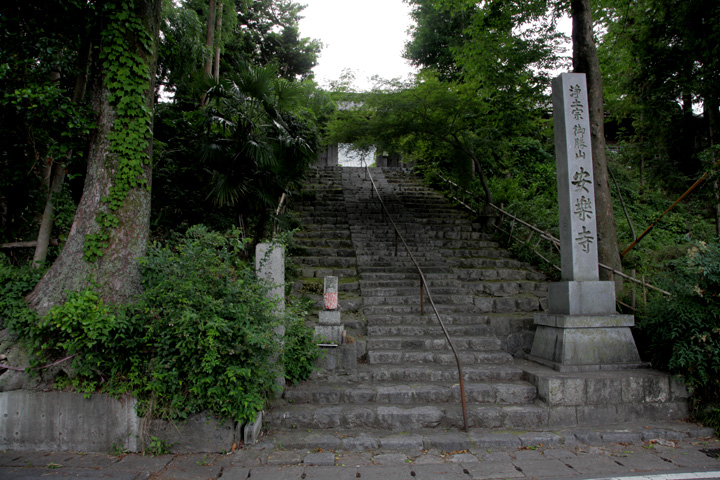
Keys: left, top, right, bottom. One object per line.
{"left": 528, "top": 73, "right": 642, "bottom": 371}
{"left": 316, "top": 276, "right": 343, "bottom": 345}
{"left": 314, "top": 276, "right": 357, "bottom": 374}
{"left": 255, "top": 242, "right": 286, "bottom": 396}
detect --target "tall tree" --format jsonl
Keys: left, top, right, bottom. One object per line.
{"left": 598, "top": 0, "right": 720, "bottom": 182}
{"left": 203, "top": 0, "right": 218, "bottom": 78}
{"left": 571, "top": 0, "right": 622, "bottom": 281}
{"left": 226, "top": 0, "right": 321, "bottom": 80}
{"left": 26, "top": 0, "right": 162, "bottom": 316}
{"left": 404, "top": 0, "right": 471, "bottom": 81}
{"left": 0, "top": 0, "right": 95, "bottom": 259}
{"left": 201, "top": 62, "right": 328, "bottom": 242}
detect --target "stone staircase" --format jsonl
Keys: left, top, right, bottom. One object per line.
{"left": 273, "top": 167, "right": 549, "bottom": 433}
{"left": 268, "top": 166, "right": 690, "bottom": 449}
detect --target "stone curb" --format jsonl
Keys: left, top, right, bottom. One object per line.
{"left": 253, "top": 423, "right": 715, "bottom": 456}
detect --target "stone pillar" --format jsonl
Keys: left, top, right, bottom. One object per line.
{"left": 255, "top": 242, "right": 286, "bottom": 389}
{"left": 255, "top": 243, "right": 285, "bottom": 315}
{"left": 315, "top": 144, "right": 339, "bottom": 167}
{"left": 528, "top": 73, "right": 642, "bottom": 372}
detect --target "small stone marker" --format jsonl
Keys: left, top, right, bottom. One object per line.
{"left": 529, "top": 73, "right": 642, "bottom": 371}
{"left": 323, "top": 276, "right": 339, "bottom": 310}
{"left": 243, "top": 411, "right": 262, "bottom": 445}
{"left": 316, "top": 276, "right": 343, "bottom": 345}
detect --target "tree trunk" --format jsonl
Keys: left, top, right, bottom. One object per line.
{"left": 26, "top": 0, "right": 162, "bottom": 317}
{"left": 32, "top": 41, "right": 92, "bottom": 268}
{"left": 32, "top": 164, "right": 66, "bottom": 268}
{"left": 470, "top": 155, "right": 493, "bottom": 205}
{"left": 571, "top": 0, "right": 622, "bottom": 288}
{"left": 706, "top": 101, "right": 720, "bottom": 237}
{"left": 204, "top": 0, "right": 217, "bottom": 78}
{"left": 213, "top": 1, "right": 223, "bottom": 82}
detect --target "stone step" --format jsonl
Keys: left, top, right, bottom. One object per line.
{"left": 301, "top": 224, "right": 355, "bottom": 232}
{"left": 294, "top": 279, "right": 359, "bottom": 293}
{"left": 473, "top": 296, "right": 543, "bottom": 313}
{"left": 362, "top": 294, "right": 474, "bottom": 306}
{"left": 361, "top": 286, "right": 462, "bottom": 297}
{"left": 367, "top": 349, "right": 513, "bottom": 365}
{"left": 366, "top": 324, "right": 493, "bottom": 337}
{"left": 294, "top": 256, "right": 357, "bottom": 268}
{"left": 360, "top": 279, "right": 462, "bottom": 289}
{"left": 367, "top": 335, "right": 501, "bottom": 351}
{"left": 357, "top": 265, "right": 451, "bottom": 274}
{"left": 294, "top": 230, "right": 351, "bottom": 240}
{"left": 294, "top": 238, "right": 354, "bottom": 249}
{"left": 451, "top": 258, "right": 526, "bottom": 269}
{"left": 355, "top": 254, "right": 446, "bottom": 262}
{"left": 350, "top": 229, "right": 480, "bottom": 238}
{"left": 266, "top": 402, "right": 547, "bottom": 430}
{"left": 363, "top": 304, "right": 483, "bottom": 316}
{"left": 467, "top": 280, "right": 548, "bottom": 297}
{"left": 440, "top": 248, "right": 511, "bottom": 258}
{"left": 365, "top": 313, "right": 492, "bottom": 326}
{"left": 257, "top": 422, "right": 709, "bottom": 453}
{"left": 355, "top": 363, "right": 524, "bottom": 382}
{"left": 299, "top": 267, "right": 357, "bottom": 278}
{"left": 284, "top": 381, "right": 536, "bottom": 405}
{"left": 455, "top": 268, "right": 545, "bottom": 281}
{"left": 365, "top": 311, "right": 534, "bottom": 327}
{"left": 359, "top": 272, "right": 458, "bottom": 281}
{"left": 298, "top": 247, "right": 357, "bottom": 257}
{"left": 297, "top": 217, "right": 351, "bottom": 225}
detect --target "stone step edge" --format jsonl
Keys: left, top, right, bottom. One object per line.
{"left": 253, "top": 422, "right": 715, "bottom": 453}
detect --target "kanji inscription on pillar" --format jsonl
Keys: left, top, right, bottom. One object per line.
{"left": 552, "top": 73, "right": 599, "bottom": 282}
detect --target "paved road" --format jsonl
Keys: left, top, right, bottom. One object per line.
{"left": 1, "top": 430, "right": 719, "bottom": 480}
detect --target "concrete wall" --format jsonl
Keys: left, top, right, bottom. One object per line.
{"left": 0, "top": 391, "right": 139, "bottom": 452}
{"left": 0, "top": 391, "right": 239, "bottom": 453}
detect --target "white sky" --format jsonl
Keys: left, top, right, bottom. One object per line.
{"left": 297, "top": 0, "right": 418, "bottom": 91}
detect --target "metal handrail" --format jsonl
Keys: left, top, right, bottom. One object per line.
{"left": 364, "top": 167, "right": 469, "bottom": 432}
{"left": 435, "top": 174, "right": 671, "bottom": 299}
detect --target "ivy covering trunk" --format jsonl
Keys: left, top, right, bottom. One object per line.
{"left": 26, "top": 0, "right": 162, "bottom": 317}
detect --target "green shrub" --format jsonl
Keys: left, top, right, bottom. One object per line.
{"left": 127, "top": 225, "right": 282, "bottom": 422}
{"left": 0, "top": 256, "right": 44, "bottom": 332}
{"left": 638, "top": 241, "right": 720, "bottom": 432}
{"left": 2, "top": 226, "right": 319, "bottom": 424}
{"left": 283, "top": 312, "right": 321, "bottom": 385}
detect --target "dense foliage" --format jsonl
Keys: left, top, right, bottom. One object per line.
{"left": 0, "top": 0, "right": 96, "bottom": 254}
{"left": 639, "top": 242, "right": 720, "bottom": 431}
{"left": 1, "top": 226, "right": 319, "bottom": 422}
{"left": 598, "top": 0, "right": 720, "bottom": 186}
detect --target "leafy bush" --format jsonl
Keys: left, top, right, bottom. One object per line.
{"left": 0, "top": 257, "right": 45, "bottom": 331}
{"left": 283, "top": 312, "right": 321, "bottom": 385}
{"left": 638, "top": 241, "right": 720, "bottom": 431}
{"left": 131, "top": 225, "right": 282, "bottom": 422}
{"left": 3, "top": 226, "right": 319, "bottom": 424}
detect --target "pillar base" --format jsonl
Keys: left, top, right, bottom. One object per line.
{"left": 529, "top": 313, "right": 645, "bottom": 372}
